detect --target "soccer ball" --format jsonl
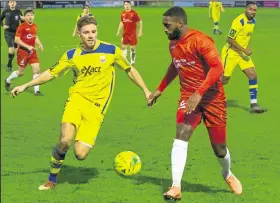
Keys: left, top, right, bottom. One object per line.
{"left": 114, "top": 151, "right": 141, "bottom": 176}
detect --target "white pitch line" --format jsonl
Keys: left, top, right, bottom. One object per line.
{"left": 53, "top": 45, "right": 79, "bottom": 49}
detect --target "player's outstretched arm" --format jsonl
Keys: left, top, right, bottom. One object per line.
{"left": 116, "top": 21, "right": 123, "bottom": 36}
{"left": 11, "top": 71, "right": 54, "bottom": 97}
{"left": 148, "top": 63, "right": 178, "bottom": 107}
{"left": 125, "top": 66, "right": 151, "bottom": 101}
{"left": 138, "top": 21, "right": 143, "bottom": 37}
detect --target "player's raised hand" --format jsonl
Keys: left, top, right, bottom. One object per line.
{"left": 38, "top": 43, "right": 44, "bottom": 51}
{"left": 11, "top": 84, "right": 28, "bottom": 97}
{"left": 185, "top": 92, "right": 202, "bottom": 114}
{"left": 144, "top": 90, "right": 151, "bottom": 103}
{"left": 147, "top": 90, "right": 161, "bottom": 107}
{"left": 138, "top": 31, "right": 142, "bottom": 38}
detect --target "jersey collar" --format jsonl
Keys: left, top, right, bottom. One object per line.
{"left": 92, "top": 40, "right": 100, "bottom": 51}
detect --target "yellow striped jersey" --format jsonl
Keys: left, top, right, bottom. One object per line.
{"left": 226, "top": 13, "right": 256, "bottom": 49}
{"left": 48, "top": 40, "right": 131, "bottom": 113}
{"left": 76, "top": 13, "right": 94, "bottom": 22}
{"left": 209, "top": 1, "right": 223, "bottom": 17}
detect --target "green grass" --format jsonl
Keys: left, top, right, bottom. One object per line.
{"left": 1, "top": 7, "right": 280, "bottom": 203}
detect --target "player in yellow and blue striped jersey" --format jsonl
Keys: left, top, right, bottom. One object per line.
{"left": 221, "top": 1, "right": 267, "bottom": 113}
{"left": 11, "top": 16, "right": 151, "bottom": 190}
{"left": 209, "top": 0, "right": 224, "bottom": 35}
{"left": 72, "top": 4, "right": 94, "bottom": 37}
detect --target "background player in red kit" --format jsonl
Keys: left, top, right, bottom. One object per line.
{"left": 148, "top": 7, "right": 242, "bottom": 201}
{"left": 5, "top": 8, "right": 43, "bottom": 96}
{"left": 116, "top": 1, "right": 142, "bottom": 65}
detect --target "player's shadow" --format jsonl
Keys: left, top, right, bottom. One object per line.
{"left": 2, "top": 165, "right": 99, "bottom": 185}
{"left": 57, "top": 165, "right": 99, "bottom": 184}
{"left": 227, "top": 99, "right": 250, "bottom": 112}
{"left": 133, "top": 175, "right": 229, "bottom": 194}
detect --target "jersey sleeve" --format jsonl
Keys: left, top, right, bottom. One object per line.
{"left": 228, "top": 18, "right": 243, "bottom": 39}
{"left": 195, "top": 36, "right": 224, "bottom": 96}
{"left": 114, "top": 46, "right": 131, "bottom": 70}
{"left": 197, "top": 36, "right": 219, "bottom": 59}
{"left": 15, "top": 25, "right": 24, "bottom": 37}
{"left": 134, "top": 12, "right": 141, "bottom": 22}
{"left": 48, "top": 52, "right": 74, "bottom": 77}
{"left": 0, "top": 9, "right": 7, "bottom": 26}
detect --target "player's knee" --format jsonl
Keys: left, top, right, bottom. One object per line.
{"left": 17, "top": 70, "right": 24, "bottom": 76}
{"left": 248, "top": 74, "right": 257, "bottom": 80}
{"left": 212, "top": 144, "right": 227, "bottom": 158}
{"left": 130, "top": 47, "right": 135, "bottom": 52}
{"left": 33, "top": 70, "right": 40, "bottom": 75}
{"left": 176, "top": 124, "right": 193, "bottom": 141}
{"left": 221, "top": 76, "right": 230, "bottom": 85}
{"left": 59, "top": 141, "right": 70, "bottom": 152}
{"left": 74, "top": 151, "right": 88, "bottom": 161}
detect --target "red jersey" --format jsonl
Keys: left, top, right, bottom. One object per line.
{"left": 121, "top": 10, "right": 141, "bottom": 35}
{"left": 159, "top": 29, "right": 225, "bottom": 101}
{"left": 15, "top": 22, "right": 38, "bottom": 47}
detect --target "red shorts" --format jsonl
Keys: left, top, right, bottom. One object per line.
{"left": 176, "top": 98, "right": 227, "bottom": 129}
{"left": 17, "top": 48, "right": 39, "bottom": 68}
{"left": 122, "top": 34, "right": 137, "bottom": 46}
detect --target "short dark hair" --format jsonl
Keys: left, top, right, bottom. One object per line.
{"left": 77, "top": 16, "right": 97, "bottom": 31}
{"left": 246, "top": 1, "right": 256, "bottom": 7}
{"left": 124, "top": 1, "right": 131, "bottom": 4}
{"left": 163, "top": 6, "right": 187, "bottom": 25}
{"left": 24, "top": 8, "right": 34, "bottom": 16}
{"left": 83, "top": 4, "right": 90, "bottom": 9}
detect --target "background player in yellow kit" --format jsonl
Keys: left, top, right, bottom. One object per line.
{"left": 209, "top": 0, "right": 224, "bottom": 35}
{"left": 72, "top": 4, "right": 94, "bottom": 37}
{"left": 11, "top": 16, "right": 151, "bottom": 190}
{"left": 221, "top": 1, "right": 267, "bottom": 113}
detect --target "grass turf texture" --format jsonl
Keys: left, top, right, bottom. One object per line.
{"left": 1, "top": 7, "right": 280, "bottom": 203}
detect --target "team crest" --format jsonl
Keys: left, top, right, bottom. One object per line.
{"left": 100, "top": 56, "right": 106, "bottom": 63}
{"left": 15, "top": 15, "right": 18, "bottom": 20}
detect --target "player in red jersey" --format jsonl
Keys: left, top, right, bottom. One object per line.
{"left": 5, "top": 8, "right": 43, "bottom": 96}
{"left": 116, "top": 1, "right": 142, "bottom": 65}
{"left": 148, "top": 7, "right": 242, "bottom": 201}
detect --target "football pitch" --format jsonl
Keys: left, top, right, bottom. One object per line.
{"left": 1, "top": 7, "right": 280, "bottom": 203}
